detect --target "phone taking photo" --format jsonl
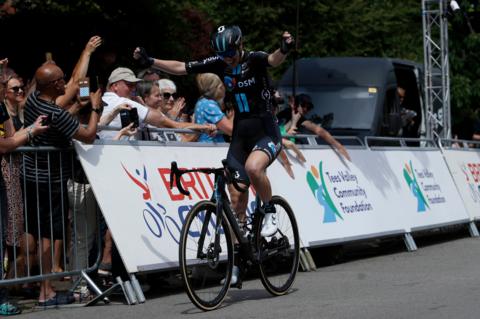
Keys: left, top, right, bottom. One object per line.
{"left": 120, "top": 108, "right": 139, "bottom": 129}
{"left": 79, "top": 78, "right": 90, "bottom": 100}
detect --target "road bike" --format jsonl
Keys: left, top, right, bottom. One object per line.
{"left": 170, "top": 160, "right": 300, "bottom": 311}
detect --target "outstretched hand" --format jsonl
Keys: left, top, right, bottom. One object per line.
{"left": 85, "top": 36, "right": 102, "bottom": 54}
{"left": 280, "top": 31, "right": 295, "bottom": 54}
{"left": 170, "top": 97, "right": 186, "bottom": 119}
{"left": 133, "top": 47, "right": 154, "bottom": 68}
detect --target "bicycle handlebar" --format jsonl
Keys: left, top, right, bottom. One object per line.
{"left": 169, "top": 161, "right": 248, "bottom": 196}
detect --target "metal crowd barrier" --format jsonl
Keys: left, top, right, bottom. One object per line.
{"left": 0, "top": 146, "right": 106, "bottom": 303}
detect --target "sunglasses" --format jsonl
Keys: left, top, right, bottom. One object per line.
{"left": 163, "top": 92, "right": 177, "bottom": 99}
{"left": 8, "top": 86, "right": 25, "bottom": 93}
{"left": 217, "top": 49, "right": 237, "bottom": 59}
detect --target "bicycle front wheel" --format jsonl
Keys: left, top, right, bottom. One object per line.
{"left": 255, "top": 195, "right": 300, "bottom": 295}
{"left": 179, "top": 200, "right": 234, "bottom": 311}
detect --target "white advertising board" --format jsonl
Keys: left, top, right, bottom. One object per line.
{"left": 442, "top": 149, "right": 480, "bottom": 220}
{"left": 378, "top": 150, "right": 470, "bottom": 232}
{"left": 268, "top": 148, "right": 405, "bottom": 247}
{"left": 75, "top": 142, "right": 469, "bottom": 273}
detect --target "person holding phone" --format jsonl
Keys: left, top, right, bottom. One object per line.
{"left": 22, "top": 63, "right": 102, "bottom": 307}
{"left": 100, "top": 67, "right": 216, "bottom": 140}
{"left": 0, "top": 86, "right": 48, "bottom": 314}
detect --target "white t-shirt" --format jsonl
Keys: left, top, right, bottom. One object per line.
{"left": 99, "top": 92, "right": 149, "bottom": 140}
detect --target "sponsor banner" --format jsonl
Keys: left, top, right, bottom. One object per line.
{"left": 379, "top": 150, "right": 470, "bottom": 231}
{"left": 75, "top": 143, "right": 468, "bottom": 273}
{"left": 75, "top": 143, "right": 268, "bottom": 273}
{"left": 442, "top": 149, "right": 480, "bottom": 220}
{"left": 269, "top": 149, "right": 404, "bottom": 247}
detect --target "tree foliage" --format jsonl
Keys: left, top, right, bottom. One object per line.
{"left": 1, "top": 0, "right": 478, "bottom": 129}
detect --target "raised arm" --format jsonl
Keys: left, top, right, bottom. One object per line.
{"left": 268, "top": 31, "right": 295, "bottom": 67}
{"left": 72, "top": 89, "right": 101, "bottom": 144}
{"left": 133, "top": 47, "right": 187, "bottom": 75}
{"left": 57, "top": 36, "right": 102, "bottom": 108}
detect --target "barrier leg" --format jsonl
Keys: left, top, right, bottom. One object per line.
{"left": 468, "top": 222, "right": 479, "bottom": 237}
{"left": 303, "top": 248, "right": 317, "bottom": 271}
{"left": 124, "top": 280, "right": 138, "bottom": 305}
{"left": 299, "top": 249, "right": 310, "bottom": 272}
{"left": 130, "top": 274, "right": 146, "bottom": 303}
{"left": 403, "top": 233, "right": 418, "bottom": 252}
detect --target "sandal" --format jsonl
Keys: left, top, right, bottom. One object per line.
{"left": 0, "top": 302, "right": 21, "bottom": 315}
{"left": 97, "top": 263, "right": 112, "bottom": 276}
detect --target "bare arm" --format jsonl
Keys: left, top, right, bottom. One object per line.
{"left": 302, "top": 120, "right": 351, "bottom": 161}
{"left": 57, "top": 36, "right": 102, "bottom": 108}
{"left": 0, "top": 116, "right": 48, "bottom": 154}
{"left": 99, "top": 103, "right": 131, "bottom": 126}
{"left": 145, "top": 109, "right": 216, "bottom": 133}
{"left": 215, "top": 116, "right": 233, "bottom": 136}
{"left": 72, "top": 89, "right": 101, "bottom": 144}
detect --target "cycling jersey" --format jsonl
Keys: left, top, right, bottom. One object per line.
{"left": 186, "top": 51, "right": 282, "bottom": 184}
{"left": 186, "top": 51, "right": 275, "bottom": 118}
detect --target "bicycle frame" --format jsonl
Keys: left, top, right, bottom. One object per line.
{"left": 202, "top": 172, "right": 258, "bottom": 263}
{"left": 170, "top": 161, "right": 258, "bottom": 264}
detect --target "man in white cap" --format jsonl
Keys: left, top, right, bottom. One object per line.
{"left": 100, "top": 67, "right": 216, "bottom": 140}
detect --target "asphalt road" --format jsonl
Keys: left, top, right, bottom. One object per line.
{"left": 19, "top": 230, "right": 480, "bottom": 319}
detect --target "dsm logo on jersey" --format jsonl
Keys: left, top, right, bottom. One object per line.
{"left": 223, "top": 76, "right": 256, "bottom": 92}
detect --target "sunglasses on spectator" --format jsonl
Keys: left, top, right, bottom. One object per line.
{"left": 8, "top": 86, "right": 25, "bottom": 93}
{"left": 163, "top": 92, "right": 177, "bottom": 99}
{"left": 217, "top": 49, "right": 237, "bottom": 59}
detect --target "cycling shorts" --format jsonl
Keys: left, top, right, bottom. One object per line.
{"left": 226, "top": 113, "right": 282, "bottom": 185}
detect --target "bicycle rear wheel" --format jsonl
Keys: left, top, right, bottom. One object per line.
{"left": 179, "top": 200, "right": 234, "bottom": 311}
{"left": 255, "top": 195, "right": 300, "bottom": 295}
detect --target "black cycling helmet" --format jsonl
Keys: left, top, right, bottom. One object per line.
{"left": 211, "top": 25, "right": 242, "bottom": 57}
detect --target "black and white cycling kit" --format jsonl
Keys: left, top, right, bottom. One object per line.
{"left": 186, "top": 51, "right": 282, "bottom": 184}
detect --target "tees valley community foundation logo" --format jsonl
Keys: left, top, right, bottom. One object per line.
{"left": 403, "top": 161, "right": 430, "bottom": 212}
{"left": 306, "top": 162, "right": 343, "bottom": 223}
{"left": 306, "top": 161, "right": 373, "bottom": 223}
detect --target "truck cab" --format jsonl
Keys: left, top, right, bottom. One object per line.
{"left": 277, "top": 57, "right": 426, "bottom": 143}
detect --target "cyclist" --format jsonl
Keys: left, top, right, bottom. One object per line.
{"left": 134, "top": 25, "right": 294, "bottom": 283}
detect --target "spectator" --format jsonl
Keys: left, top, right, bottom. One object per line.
{"left": 157, "top": 79, "right": 186, "bottom": 121}
{"left": 23, "top": 63, "right": 101, "bottom": 306}
{"left": 99, "top": 68, "right": 215, "bottom": 140}
{"left": 137, "top": 68, "right": 162, "bottom": 82}
{"left": 271, "top": 90, "right": 305, "bottom": 179}
{"left": 68, "top": 99, "right": 136, "bottom": 292}
{"left": 277, "top": 93, "right": 351, "bottom": 161}
{"left": 397, "top": 86, "right": 418, "bottom": 138}
{"left": 193, "top": 73, "right": 233, "bottom": 142}
{"left": 0, "top": 71, "right": 48, "bottom": 314}
{"left": 0, "top": 74, "right": 27, "bottom": 279}
{"left": 136, "top": 80, "right": 212, "bottom": 141}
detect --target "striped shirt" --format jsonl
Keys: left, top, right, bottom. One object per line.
{"left": 23, "top": 92, "right": 79, "bottom": 183}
